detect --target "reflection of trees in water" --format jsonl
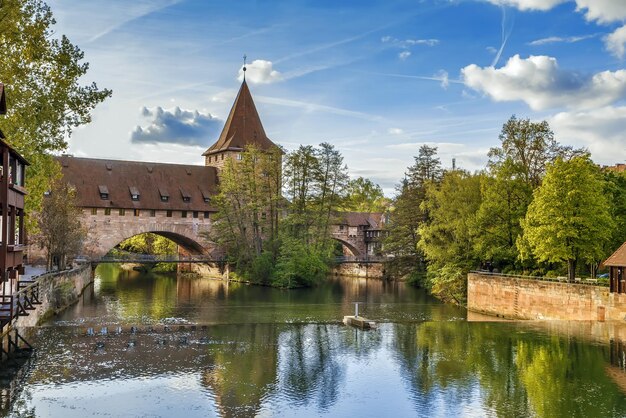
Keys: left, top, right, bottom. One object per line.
{"left": 202, "top": 324, "right": 279, "bottom": 418}
{"left": 391, "top": 322, "right": 626, "bottom": 417}
{"left": 277, "top": 324, "right": 345, "bottom": 412}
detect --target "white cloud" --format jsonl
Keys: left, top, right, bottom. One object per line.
{"left": 398, "top": 51, "right": 411, "bottom": 60}
{"left": 485, "top": 0, "right": 566, "bottom": 11}
{"left": 436, "top": 70, "right": 450, "bottom": 89}
{"left": 388, "top": 128, "right": 404, "bottom": 135}
{"left": 528, "top": 34, "right": 597, "bottom": 45}
{"left": 381, "top": 36, "right": 440, "bottom": 48}
{"left": 237, "top": 60, "right": 283, "bottom": 84}
{"left": 575, "top": 0, "right": 626, "bottom": 24}
{"left": 606, "top": 25, "right": 626, "bottom": 58}
{"left": 550, "top": 106, "right": 626, "bottom": 163}
{"left": 462, "top": 54, "right": 626, "bottom": 110}
{"left": 131, "top": 106, "right": 222, "bottom": 146}
{"left": 486, "top": 46, "right": 498, "bottom": 54}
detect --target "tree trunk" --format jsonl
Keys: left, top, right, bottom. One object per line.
{"left": 567, "top": 259, "right": 576, "bottom": 283}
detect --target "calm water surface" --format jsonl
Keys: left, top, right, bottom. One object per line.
{"left": 5, "top": 264, "right": 626, "bottom": 417}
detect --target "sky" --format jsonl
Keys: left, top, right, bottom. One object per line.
{"left": 46, "top": 0, "right": 626, "bottom": 194}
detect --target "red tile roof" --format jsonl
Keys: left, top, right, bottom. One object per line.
{"left": 202, "top": 80, "right": 278, "bottom": 156}
{"left": 605, "top": 241, "right": 626, "bottom": 267}
{"left": 337, "top": 212, "right": 385, "bottom": 228}
{"left": 58, "top": 156, "right": 218, "bottom": 211}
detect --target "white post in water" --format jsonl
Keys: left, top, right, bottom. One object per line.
{"left": 355, "top": 302, "right": 359, "bottom": 318}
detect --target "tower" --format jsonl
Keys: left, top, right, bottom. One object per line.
{"left": 203, "top": 80, "right": 279, "bottom": 170}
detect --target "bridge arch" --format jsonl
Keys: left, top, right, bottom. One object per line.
{"left": 84, "top": 219, "right": 215, "bottom": 259}
{"left": 331, "top": 237, "right": 361, "bottom": 257}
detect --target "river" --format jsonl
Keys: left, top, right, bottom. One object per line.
{"left": 4, "top": 264, "right": 626, "bottom": 417}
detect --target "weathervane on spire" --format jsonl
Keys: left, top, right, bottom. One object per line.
{"left": 243, "top": 54, "right": 247, "bottom": 80}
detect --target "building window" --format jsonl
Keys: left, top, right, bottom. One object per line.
{"left": 134, "top": 209, "right": 140, "bottom": 217}
{"left": 236, "top": 154, "right": 242, "bottom": 160}
{"left": 208, "top": 156, "right": 211, "bottom": 163}
{"left": 119, "top": 208, "right": 125, "bottom": 216}
{"left": 183, "top": 196, "right": 190, "bottom": 203}
{"left": 261, "top": 212, "right": 267, "bottom": 220}
{"left": 105, "top": 208, "right": 111, "bottom": 216}
{"left": 166, "top": 210, "right": 172, "bottom": 217}
{"left": 203, "top": 197, "right": 210, "bottom": 203}
{"left": 221, "top": 154, "right": 224, "bottom": 160}
{"left": 193, "top": 211, "right": 198, "bottom": 219}
{"left": 91, "top": 208, "right": 97, "bottom": 215}
{"left": 339, "top": 225, "right": 344, "bottom": 231}
{"left": 98, "top": 185, "right": 109, "bottom": 200}
{"left": 204, "top": 211, "right": 210, "bottom": 220}
{"left": 150, "top": 210, "right": 156, "bottom": 217}
{"left": 181, "top": 211, "right": 187, "bottom": 218}
{"left": 161, "top": 196, "right": 169, "bottom": 202}
{"left": 131, "top": 194, "right": 139, "bottom": 201}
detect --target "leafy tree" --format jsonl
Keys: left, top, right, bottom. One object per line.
{"left": 603, "top": 171, "right": 626, "bottom": 258}
{"left": 117, "top": 233, "right": 177, "bottom": 255}
{"left": 474, "top": 116, "right": 584, "bottom": 272}
{"left": 211, "top": 145, "right": 283, "bottom": 282}
{"left": 342, "top": 177, "right": 387, "bottom": 212}
{"left": 0, "top": 0, "right": 111, "bottom": 229}
{"left": 488, "top": 116, "right": 580, "bottom": 189}
{"left": 278, "top": 143, "right": 349, "bottom": 286}
{"left": 36, "top": 180, "right": 85, "bottom": 270}
{"left": 520, "top": 156, "right": 614, "bottom": 282}
{"left": 418, "top": 170, "right": 482, "bottom": 303}
{"left": 385, "top": 145, "right": 442, "bottom": 281}
{"left": 473, "top": 166, "right": 532, "bottom": 269}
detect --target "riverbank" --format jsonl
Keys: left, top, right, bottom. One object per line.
{"left": 15, "top": 264, "right": 93, "bottom": 328}
{"left": 468, "top": 271, "right": 626, "bottom": 321}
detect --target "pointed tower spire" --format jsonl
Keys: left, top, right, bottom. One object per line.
{"left": 242, "top": 54, "right": 247, "bottom": 81}
{"left": 203, "top": 77, "right": 278, "bottom": 168}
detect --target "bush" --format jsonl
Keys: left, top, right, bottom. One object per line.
{"left": 427, "top": 263, "right": 467, "bottom": 305}
{"left": 249, "top": 251, "right": 274, "bottom": 285}
{"left": 273, "top": 240, "right": 329, "bottom": 288}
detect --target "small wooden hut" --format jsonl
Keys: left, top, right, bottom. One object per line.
{"left": 605, "top": 242, "right": 626, "bottom": 293}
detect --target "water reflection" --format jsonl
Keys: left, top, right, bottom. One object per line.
{"left": 6, "top": 266, "right": 626, "bottom": 417}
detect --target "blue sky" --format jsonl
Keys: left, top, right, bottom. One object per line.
{"left": 47, "top": 0, "right": 626, "bottom": 194}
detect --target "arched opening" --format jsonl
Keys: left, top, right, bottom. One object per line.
{"left": 331, "top": 237, "right": 361, "bottom": 257}
{"left": 102, "top": 231, "right": 207, "bottom": 259}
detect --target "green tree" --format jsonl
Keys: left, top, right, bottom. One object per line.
{"left": 520, "top": 156, "right": 614, "bottom": 282}
{"left": 488, "top": 116, "right": 580, "bottom": 189}
{"left": 603, "top": 171, "right": 626, "bottom": 259}
{"left": 277, "top": 143, "right": 349, "bottom": 286}
{"left": 342, "top": 177, "right": 387, "bottom": 213}
{"left": 384, "top": 145, "right": 442, "bottom": 282}
{"left": 0, "top": 0, "right": 111, "bottom": 229}
{"left": 418, "top": 170, "right": 482, "bottom": 303}
{"left": 117, "top": 233, "right": 177, "bottom": 256}
{"left": 211, "top": 145, "right": 283, "bottom": 283}
{"left": 36, "top": 180, "right": 85, "bottom": 270}
{"left": 474, "top": 116, "right": 584, "bottom": 272}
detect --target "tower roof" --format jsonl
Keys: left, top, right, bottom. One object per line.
{"left": 203, "top": 80, "right": 277, "bottom": 156}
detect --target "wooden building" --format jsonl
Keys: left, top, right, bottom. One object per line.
{"left": 606, "top": 242, "right": 626, "bottom": 293}
{"left": 0, "top": 83, "right": 30, "bottom": 329}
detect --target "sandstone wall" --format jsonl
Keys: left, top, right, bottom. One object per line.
{"left": 468, "top": 272, "right": 626, "bottom": 321}
{"left": 331, "top": 262, "right": 384, "bottom": 279}
{"left": 15, "top": 264, "right": 93, "bottom": 328}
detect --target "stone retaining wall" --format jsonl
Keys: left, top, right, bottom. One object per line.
{"left": 468, "top": 272, "right": 626, "bottom": 321}
{"left": 15, "top": 264, "right": 93, "bottom": 328}
{"left": 331, "top": 262, "right": 384, "bottom": 279}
